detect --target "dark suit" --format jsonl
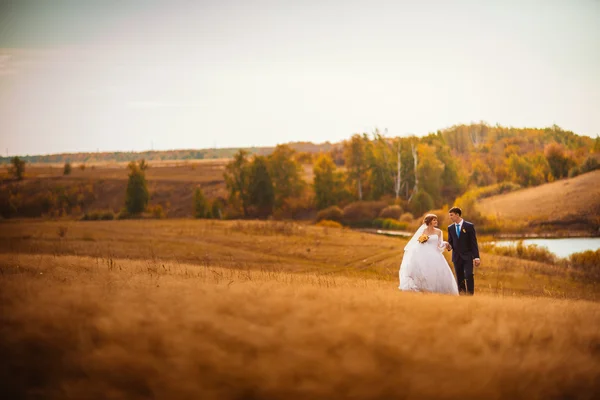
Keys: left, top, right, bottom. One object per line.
{"left": 447, "top": 221, "right": 480, "bottom": 295}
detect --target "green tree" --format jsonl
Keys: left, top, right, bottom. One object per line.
{"left": 63, "top": 162, "right": 72, "bottom": 176}
{"left": 247, "top": 156, "right": 274, "bottom": 218}
{"left": 211, "top": 198, "right": 223, "bottom": 219}
{"left": 506, "top": 154, "right": 534, "bottom": 187}
{"left": 193, "top": 187, "right": 208, "bottom": 218}
{"left": 125, "top": 160, "right": 149, "bottom": 215}
{"left": 224, "top": 150, "right": 251, "bottom": 217}
{"left": 268, "top": 144, "right": 304, "bottom": 210}
{"left": 416, "top": 144, "right": 444, "bottom": 206}
{"left": 409, "top": 190, "right": 434, "bottom": 217}
{"left": 313, "top": 153, "right": 346, "bottom": 209}
{"left": 367, "top": 131, "right": 395, "bottom": 200}
{"left": 436, "top": 144, "right": 466, "bottom": 204}
{"left": 9, "top": 157, "right": 26, "bottom": 180}
{"left": 343, "top": 134, "right": 369, "bottom": 200}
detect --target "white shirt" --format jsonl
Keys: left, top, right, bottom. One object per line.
{"left": 455, "top": 219, "right": 463, "bottom": 233}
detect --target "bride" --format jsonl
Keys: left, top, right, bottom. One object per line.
{"left": 399, "top": 214, "right": 459, "bottom": 295}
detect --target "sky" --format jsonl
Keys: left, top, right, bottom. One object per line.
{"left": 0, "top": 0, "right": 598, "bottom": 156}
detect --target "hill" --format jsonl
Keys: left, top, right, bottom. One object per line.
{"left": 2, "top": 219, "right": 597, "bottom": 299}
{"left": 478, "top": 169, "right": 600, "bottom": 233}
{"left": 1, "top": 219, "right": 599, "bottom": 398}
{"left": 0, "top": 141, "right": 339, "bottom": 164}
{"left": 0, "top": 160, "right": 318, "bottom": 218}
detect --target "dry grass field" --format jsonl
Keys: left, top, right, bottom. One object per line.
{"left": 1, "top": 219, "right": 600, "bottom": 398}
{"left": 1, "top": 160, "right": 317, "bottom": 218}
{"left": 1, "top": 219, "right": 598, "bottom": 299}
{"left": 478, "top": 170, "right": 600, "bottom": 232}
{"left": 16, "top": 159, "right": 230, "bottom": 183}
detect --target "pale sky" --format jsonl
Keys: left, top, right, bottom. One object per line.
{"left": 0, "top": 0, "right": 599, "bottom": 156}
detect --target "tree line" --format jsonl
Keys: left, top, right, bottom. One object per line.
{"left": 220, "top": 124, "right": 599, "bottom": 219}
{"left": 2, "top": 123, "right": 598, "bottom": 222}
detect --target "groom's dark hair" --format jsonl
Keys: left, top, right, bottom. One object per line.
{"left": 449, "top": 206, "right": 462, "bottom": 216}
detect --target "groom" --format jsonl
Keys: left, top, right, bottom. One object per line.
{"left": 446, "top": 207, "right": 480, "bottom": 295}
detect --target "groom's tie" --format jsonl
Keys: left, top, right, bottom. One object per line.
{"left": 456, "top": 224, "right": 460, "bottom": 238}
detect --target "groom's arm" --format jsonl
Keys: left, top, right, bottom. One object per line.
{"left": 470, "top": 224, "right": 480, "bottom": 263}
{"left": 447, "top": 226, "right": 454, "bottom": 250}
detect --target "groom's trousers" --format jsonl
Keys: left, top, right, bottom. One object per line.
{"left": 454, "top": 258, "right": 474, "bottom": 295}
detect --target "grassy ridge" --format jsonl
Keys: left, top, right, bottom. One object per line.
{"left": 478, "top": 170, "right": 600, "bottom": 233}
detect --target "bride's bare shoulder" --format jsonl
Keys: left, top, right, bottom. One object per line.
{"left": 435, "top": 228, "right": 443, "bottom": 235}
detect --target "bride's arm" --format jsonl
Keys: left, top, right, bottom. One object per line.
{"left": 437, "top": 229, "right": 447, "bottom": 252}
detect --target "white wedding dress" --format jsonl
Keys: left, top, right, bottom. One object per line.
{"left": 399, "top": 225, "right": 459, "bottom": 295}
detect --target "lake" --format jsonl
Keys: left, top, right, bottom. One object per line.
{"left": 491, "top": 238, "right": 600, "bottom": 258}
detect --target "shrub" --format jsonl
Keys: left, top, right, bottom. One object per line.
{"left": 315, "top": 220, "right": 343, "bottom": 229}
{"left": 316, "top": 206, "right": 343, "bottom": 222}
{"left": 117, "top": 209, "right": 131, "bottom": 220}
{"left": 373, "top": 218, "right": 408, "bottom": 231}
{"left": 568, "top": 166, "right": 580, "bottom": 178}
{"left": 379, "top": 205, "right": 403, "bottom": 220}
{"left": 570, "top": 249, "right": 600, "bottom": 283}
{"left": 63, "top": 162, "right": 72, "bottom": 176}
{"left": 481, "top": 241, "right": 557, "bottom": 264}
{"left": 193, "top": 187, "right": 208, "bottom": 218}
{"left": 100, "top": 211, "right": 114, "bottom": 220}
{"left": 399, "top": 212, "right": 414, "bottom": 223}
{"left": 211, "top": 199, "right": 222, "bottom": 220}
{"left": 342, "top": 201, "right": 387, "bottom": 226}
{"left": 81, "top": 211, "right": 98, "bottom": 221}
{"left": 82, "top": 210, "right": 114, "bottom": 221}
{"left": 571, "top": 156, "right": 600, "bottom": 178}
{"left": 580, "top": 156, "right": 599, "bottom": 174}
{"left": 149, "top": 204, "right": 166, "bottom": 219}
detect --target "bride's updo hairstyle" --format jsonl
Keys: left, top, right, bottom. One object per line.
{"left": 423, "top": 214, "right": 438, "bottom": 226}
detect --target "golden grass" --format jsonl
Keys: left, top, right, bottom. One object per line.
{"left": 1, "top": 219, "right": 598, "bottom": 300}
{"left": 12, "top": 161, "right": 228, "bottom": 184}
{"left": 478, "top": 170, "right": 600, "bottom": 230}
{"left": 1, "top": 252, "right": 599, "bottom": 399}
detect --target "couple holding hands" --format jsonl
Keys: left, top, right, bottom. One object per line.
{"left": 399, "top": 207, "right": 480, "bottom": 295}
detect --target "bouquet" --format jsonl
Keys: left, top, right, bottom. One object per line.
{"left": 418, "top": 234, "right": 429, "bottom": 244}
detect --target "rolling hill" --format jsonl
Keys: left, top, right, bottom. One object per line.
{"left": 478, "top": 169, "right": 600, "bottom": 233}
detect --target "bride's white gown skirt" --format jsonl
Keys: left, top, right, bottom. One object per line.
{"left": 399, "top": 235, "right": 459, "bottom": 295}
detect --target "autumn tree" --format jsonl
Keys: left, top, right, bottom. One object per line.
{"left": 415, "top": 144, "right": 444, "bottom": 207}
{"left": 268, "top": 144, "right": 304, "bottom": 211}
{"left": 224, "top": 150, "right": 251, "bottom": 217}
{"left": 125, "top": 160, "right": 149, "bottom": 215}
{"left": 313, "top": 153, "right": 346, "bottom": 210}
{"left": 469, "top": 158, "right": 495, "bottom": 187}
{"left": 193, "top": 187, "right": 208, "bottom": 218}
{"left": 367, "top": 131, "right": 395, "bottom": 200}
{"left": 506, "top": 154, "right": 536, "bottom": 187}
{"left": 9, "top": 157, "right": 26, "bottom": 180}
{"left": 435, "top": 143, "right": 466, "bottom": 203}
{"left": 247, "top": 156, "right": 274, "bottom": 218}
{"left": 343, "top": 134, "right": 369, "bottom": 200}
{"left": 544, "top": 142, "right": 574, "bottom": 180}
{"left": 63, "top": 162, "right": 72, "bottom": 176}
